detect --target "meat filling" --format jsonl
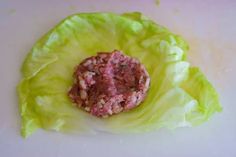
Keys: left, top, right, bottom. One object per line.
{"left": 68, "top": 50, "right": 150, "bottom": 118}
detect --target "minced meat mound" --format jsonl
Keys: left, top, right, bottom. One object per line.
{"left": 68, "top": 50, "right": 150, "bottom": 118}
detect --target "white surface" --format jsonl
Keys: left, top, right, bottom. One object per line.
{"left": 0, "top": 0, "right": 236, "bottom": 157}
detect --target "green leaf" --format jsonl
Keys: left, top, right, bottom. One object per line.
{"left": 17, "top": 12, "right": 221, "bottom": 137}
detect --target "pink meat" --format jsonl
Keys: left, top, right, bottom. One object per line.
{"left": 68, "top": 50, "right": 150, "bottom": 118}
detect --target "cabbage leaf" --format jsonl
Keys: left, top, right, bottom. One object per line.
{"left": 17, "top": 12, "right": 222, "bottom": 137}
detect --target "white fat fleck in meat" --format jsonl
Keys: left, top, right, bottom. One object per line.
{"left": 112, "top": 104, "right": 123, "bottom": 114}
{"left": 78, "top": 76, "right": 87, "bottom": 89}
{"left": 83, "top": 60, "right": 92, "bottom": 67}
{"left": 124, "top": 92, "right": 138, "bottom": 110}
{"left": 92, "top": 58, "right": 96, "bottom": 64}
{"left": 98, "top": 104, "right": 103, "bottom": 109}
{"left": 80, "top": 90, "right": 87, "bottom": 100}
{"left": 144, "top": 78, "right": 151, "bottom": 92}
{"left": 84, "top": 107, "right": 90, "bottom": 112}
{"left": 107, "top": 109, "right": 113, "bottom": 115}
{"left": 84, "top": 71, "right": 95, "bottom": 78}
{"left": 100, "top": 99, "right": 105, "bottom": 104}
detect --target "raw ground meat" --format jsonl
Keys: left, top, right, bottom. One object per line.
{"left": 68, "top": 50, "right": 150, "bottom": 118}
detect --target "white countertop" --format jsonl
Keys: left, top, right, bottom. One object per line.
{"left": 0, "top": 0, "right": 236, "bottom": 156}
